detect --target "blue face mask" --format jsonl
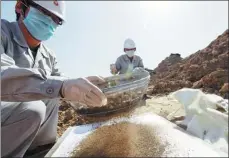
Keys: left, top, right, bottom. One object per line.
{"left": 23, "top": 7, "right": 58, "bottom": 41}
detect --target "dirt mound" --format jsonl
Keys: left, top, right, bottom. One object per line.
{"left": 57, "top": 100, "right": 145, "bottom": 137}
{"left": 70, "top": 122, "right": 166, "bottom": 157}
{"left": 154, "top": 53, "right": 183, "bottom": 73}
{"left": 148, "top": 29, "right": 229, "bottom": 98}
{"left": 58, "top": 101, "right": 91, "bottom": 136}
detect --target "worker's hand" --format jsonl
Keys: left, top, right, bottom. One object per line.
{"left": 110, "top": 64, "right": 117, "bottom": 74}
{"left": 86, "top": 76, "right": 105, "bottom": 85}
{"left": 60, "top": 78, "right": 107, "bottom": 107}
{"left": 86, "top": 76, "right": 108, "bottom": 89}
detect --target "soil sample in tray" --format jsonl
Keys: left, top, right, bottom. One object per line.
{"left": 70, "top": 122, "right": 166, "bottom": 157}
{"left": 73, "top": 86, "right": 147, "bottom": 116}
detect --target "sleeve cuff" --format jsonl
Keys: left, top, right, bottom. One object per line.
{"left": 40, "top": 77, "right": 65, "bottom": 98}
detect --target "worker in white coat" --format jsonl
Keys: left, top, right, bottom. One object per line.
{"left": 1, "top": 0, "right": 107, "bottom": 157}
{"left": 110, "top": 38, "right": 144, "bottom": 75}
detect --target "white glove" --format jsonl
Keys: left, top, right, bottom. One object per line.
{"left": 110, "top": 64, "right": 117, "bottom": 74}
{"left": 86, "top": 76, "right": 108, "bottom": 89}
{"left": 86, "top": 76, "right": 105, "bottom": 85}
{"left": 60, "top": 78, "right": 107, "bottom": 107}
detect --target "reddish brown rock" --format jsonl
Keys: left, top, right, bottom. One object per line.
{"left": 219, "top": 83, "right": 229, "bottom": 93}
{"left": 154, "top": 53, "right": 182, "bottom": 74}
{"left": 192, "top": 80, "right": 203, "bottom": 88}
{"left": 149, "top": 29, "right": 228, "bottom": 98}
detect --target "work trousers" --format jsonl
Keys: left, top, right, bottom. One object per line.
{"left": 1, "top": 99, "right": 59, "bottom": 157}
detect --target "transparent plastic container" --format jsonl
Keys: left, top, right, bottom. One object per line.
{"left": 70, "top": 68, "right": 150, "bottom": 116}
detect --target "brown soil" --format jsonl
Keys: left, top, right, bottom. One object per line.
{"left": 70, "top": 122, "right": 166, "bottom": 157}
{"left": 57, "top": 100, "right": 146, "bottom": 137}
{"left": 72, "top": 85, "right": 147, "bottom": 115}
{"left": 148, "top": 29, "right": 228, "bottom": 99}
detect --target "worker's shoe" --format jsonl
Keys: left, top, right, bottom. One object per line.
{"left": 23, "top": 143, "right": 55, "bottom": 158}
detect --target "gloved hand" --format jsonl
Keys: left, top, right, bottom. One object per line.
{"left": 86, "top": 76, "right": 105, "bottom": 85}
{"left": 86, "top": 76, "right": 108, "bottom": 89}
{"left": 60, "top": 78, "right": 107, "bottom": 107}
{"left": 110, "top": 64, "right": 117, "bottom": 74}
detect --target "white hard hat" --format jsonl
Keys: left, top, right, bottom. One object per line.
{"left": 124, "top": 38, "right": 136, "bottom": 49}
{"left": 33, "top": 0, "right": 66, "bottom": 21}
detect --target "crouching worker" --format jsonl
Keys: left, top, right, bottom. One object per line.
{"left": 110, "top": 38, "right": 151, "bottom": 100}
{"left": 110, "top": 38, "right": 144, "bottom": 75}
{"left": 1, "top": 0, "right": 107, "bottom": 157}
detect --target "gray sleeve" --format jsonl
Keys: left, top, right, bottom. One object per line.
{"left": 138, "top": 57, "right": 144, "bottom": 68}
{"left": 1, "top": 30, "right": 64, "bottom": 102}
{"left": 115, "top": 57, "right": 121, "bottom": 73}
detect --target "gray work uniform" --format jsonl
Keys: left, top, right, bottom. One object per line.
{"left": 1, "top": 19, "right": 66, "bottom": 157}
{"left": 115, "top": 54, "right": 144, "bottom": 74}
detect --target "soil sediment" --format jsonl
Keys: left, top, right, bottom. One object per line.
{"left": 70, "top": 122, "right": 166, "bottom": 157}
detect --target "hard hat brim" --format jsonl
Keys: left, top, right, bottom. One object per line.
{"left": 33, "top": 1, "right": 66, "bottom": 22}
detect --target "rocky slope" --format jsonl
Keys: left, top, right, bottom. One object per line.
{"left": 153, "top": 53, "right": 183, "bottom": 73}
{"left": 148, "top": 29, "right": 228, "bottom": 99}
